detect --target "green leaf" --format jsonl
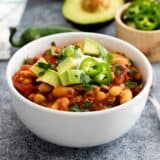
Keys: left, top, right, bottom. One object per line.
{"left": 38, "top": 71, "right": 45, "bottom": 76}
{"left": 37, "top": 62, "right": 52, "bottom": 70}
{"left": 80, "top": 73, "right": 92, "bottom": 91}
{"left": 23, "top": 58, "right": 29, "bottom": 64}
{"left": 80, "top": 73, "right": 91, "bottom": 84}
{"left": 98, "top": 46, "right": 113, "bottom": 64}
{"left": 69, "top": 105, "right": 84, "bottom": 112}
{"left": 98, "top": 46, "right": 107, "bottom": 58}
{"left": 48, "top": 49, "right": 53, "bottom": 56}
{"left": 105, "top": 54, "right": 113, "bottom": 63}
{"left": 57, "top": 49, "right": 67, "bottom": 61}
{"left": 51, "top": 41, "right": 56, "bottom": 46}
{"left": 125, "top": 80, "right": 138, "bottom": 89}
{"left": 74, "top": 45, "right": 80, "bottom": 50}
{"left": 83, "top": 83, "right": 92, "bottom": 91}
{"left": 129, "top": 60, "right": 136, "bottom": 66}
{"left": 74, "top": 45, "right": 81, "bottom": 58}
{"left": 114, "top": 64, "right": 137, "bottom": 76}
{"left": 83, "top": 102, "right": 92, "bottom": 109}
{"left": 114, "top": 64, "right": 122, "bottom": 76}
{"left": 50, "top": 64, "right": 56, "bottom": 69}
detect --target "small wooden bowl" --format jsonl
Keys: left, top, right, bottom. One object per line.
{"left": 115, "top": 3, "right": 160, "bottom": 63}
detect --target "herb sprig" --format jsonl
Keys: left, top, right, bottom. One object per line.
{"left": 98, "top": 47, "right": 113, "bottom": 63}
{"left": 125, "top": 80, "right": 138, "bottom": 89}
{"left": 69, "top": 105, "right": 84, "bottom": 112}
{"left": 83, "top": 102, "right": 92, "bottom": 109}
{"left": 80, "top": 73, "right": 92, "bottom": 91}
{"left": 38, "top": 62, "right": 52, "bottom": 70}
{"left": 37, "top": 62, "right": 53, "bottom": 76}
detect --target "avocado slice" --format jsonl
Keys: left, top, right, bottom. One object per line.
{"left": 30, "top": 57, "right": 48, "bottom": 76}
{"left": 60, "top": 69, "right": 83, "bottom": 86}
{"left": 62, "top": 0, "right": 124, "bottom": 25}
{"left": 36, "top": 69, "right": 61, "bottom": 87}
{"left": 83, "top": 38, "right": 100, "bottom": 56}
{"left": 57, "top": 57, "right": 76, "bottom": 74}
{"left": 64, "top": 45, "right": 76, "bottom": 57}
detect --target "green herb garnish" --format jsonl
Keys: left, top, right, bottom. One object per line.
{"left": 125, "top": 80, "right": 138, "bottom": 89}
{"left": 83, "top": 102, "right": 92, "bottom": 109}
{"left": 105, "top": 54, "right": 113, "bottom": 63}
{"left": 83, "top": 83, "right": 92, "bottom": 91}
{"left": 69, "top": 105, "right": 84, "bottom": 112}
{"left": 129, "top": 60, "right": 136, "bottom": 66}
{"left": 74, "top": 45, "right": 81, "bottom": 58}
{"left": 74, "top": 45, "right": 80, "bottom": 50}
{"left": 23, "top": 58, "right": 29, "bottom": 64}
{"left": 51, "top": 41, "right": 56, "bottom": 46}
{"left": 114, "top": 64, "right": 136, "bottom": 76}
{"left": 80, "top": 73, "right": 91, "bottom": 84}
{"left": 57, "top": 49, "right": 66, "bottom": 62}
{"left": 38, "top": 71, "right": 45, "bottom": 76}
{"left": 37, "top": 62, "right": 52, "bottom": 70}
{"left": 115, "top": 68, "right": 122, "bottom": 76}
{"left": 114, "top": 64, "right": 122, "bottom": 76}
{"left": 80, "top": 73, "right": 92, "bottom": 91}
{"left": 99, "top": 46, "right": 107, "bottom": 58}
{"left": 48, "top": 49, "right": 53, "bottom": 56}
{"left": 98, "top": 46, "right": 112, "bottom": 63}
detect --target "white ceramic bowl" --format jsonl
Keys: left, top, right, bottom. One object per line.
{"left": 7, "top": 32, "right": 153, "bottom": 148}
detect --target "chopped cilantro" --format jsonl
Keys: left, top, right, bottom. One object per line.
{"left": 115, "top": 68, "right": 122, "bottom": 76}
{"left": 114, "top": 64, "right": 122, "bottom": 76}
{"left": 38, "top": 71, "right": 45, "bottom": 76}
{"left": 69, "top": 105, "right": 84, "bottom": 112}
{"left": 114, "top": 64, "right": 136, "bottom": 76}
{"left": 50, "top": 64, "right": 56, "bottom": 69}
{"left": 129, "top": 60, "right": 136, "bottom": 66}
{"left": 140, "top": 83, "right": 145, "bottom": 88}
{"left": 130, "top": 69, "right": 138, "bottom": 75}
{"left": 48, "top": 49, "right": 53, "bottom": 56}
{"left": 80, "top": 73, "right": 91, "bottom": 84}
{"left": 74, "top": 45, "right": 80, "bottom": 50}
{"left": 98, "top": 46, "right": 107, "bottom": 58}
{"left": 98, "top": 47, "right": 112, "bottom": 63}
{"left": 80, "top": 73, "right": 92, "bottom": 91}
{"left": 57, "top": 49, "right": 66, "bottom": 62}
{"left": 23, "top": 58, "right": 29, "bottom": 64}
{"left": 37, "top": 62, "right": 52, "bottom": 70}
{"left": 83, "top": 83, "right": 92, "bottom": 91}
{"left": 105, "top": 54, "right": 113, "bottom": 63}
{"left": 125, "top": 80, "right": 138, "bottom": 89}
{"left": 83, "top": 102, "right": 92, "bottom": 109}
{"left": 74, "top": 45, "right": 81, "bottom": 57}
{"left": 51, "top": 41, "right": 56, "bottom": 46}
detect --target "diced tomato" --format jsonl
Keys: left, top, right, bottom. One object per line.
{"left": 114, "top": 69, "right": 129, "bottom": 85}
{"left": 43, "top": 52, "right": 57, "bottom": 65}
{"left": 47, "top": 56, "right": 57, "bottom": 65}
{"left": 12, "top": 73, "right": 36, "bottom": 97}
{"left": 55, "top": 47, "right": 62, "bottom": 53}
{"left": 21, "top": 64, "right": 31, "bottom": 70}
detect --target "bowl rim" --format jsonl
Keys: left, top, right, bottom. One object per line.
{"left": 116, "top": 3, "right": 160, "bottom": 34}
{"left": 6, "top": 32, "right": 153, "bottom": 117}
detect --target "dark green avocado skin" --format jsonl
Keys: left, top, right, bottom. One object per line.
{"left": 64, "top": 18, "right": 114, "bottom": 31}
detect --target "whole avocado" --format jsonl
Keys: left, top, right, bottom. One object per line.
{"left": 62, "top": 0, "right": 124, "bottom": 25}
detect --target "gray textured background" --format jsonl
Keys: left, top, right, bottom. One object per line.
{"left": 0, "top": 0, "right": 160, "bottom": 159}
